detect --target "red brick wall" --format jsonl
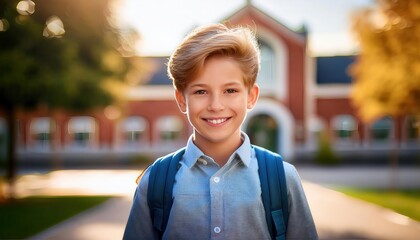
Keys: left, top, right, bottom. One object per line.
{"left": 228, "top": 6, "right": 307, "bottom": 142}
{"left": 126, "top": 100, "right": 190, "bottom": 143}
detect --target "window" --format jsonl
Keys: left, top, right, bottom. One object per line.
{"left": 68, "top": 116, "right": 96, "bottom": 147}
{"left": 122, "top": 116, "right": 147, "bottom": 144}
{"left": 332, "top": 115, "right": 357, "bottom": 138}
{"left": 30, "top": 117, "right": 55, "bottom": 148}
{"left": 246, "top": 114, "right": 278, "bottom": 152}
{"left": 332, "top": 115, "right": 357, "bottom": 143}
{"left": 157, "top": 116, "right": 183, "bottom": 142}
{"left": 369, "top": 116, "right": 393, "bottom": 141}
{"left": 257, "top": 41, "right": 275, "bottom": 92}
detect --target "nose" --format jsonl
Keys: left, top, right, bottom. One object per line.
{"left": 207, "top": 94, "right": 225, "bottom": 111}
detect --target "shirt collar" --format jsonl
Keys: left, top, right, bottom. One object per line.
{"left": 183, "top": 132, "right": 252, "bottom": 168}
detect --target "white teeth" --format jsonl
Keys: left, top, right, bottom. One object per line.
{"left": 208, "top": 118, "right": 227, "bottom": 124}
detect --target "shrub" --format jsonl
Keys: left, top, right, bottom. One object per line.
{"left": 315, "top": 133, "right": 340, "bottom": 165}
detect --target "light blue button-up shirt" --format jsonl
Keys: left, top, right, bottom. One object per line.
{"left": 124, "top": 133, "right": 318, "bottom": 240}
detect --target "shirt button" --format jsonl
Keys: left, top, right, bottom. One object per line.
{"left": 213, "top": 177, "right": 220, "bottom": 183}
{"left": 197, "top": 158, "right": 208, "bottom": 165}
{"left": 214, "top": 227, "right": 221, "bottom": 233}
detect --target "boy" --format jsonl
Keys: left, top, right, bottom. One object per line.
{"left": 123, "top": 23, "right": 317, "bottom": 240}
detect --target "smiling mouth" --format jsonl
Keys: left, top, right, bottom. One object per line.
{"left": 205, "top": 118, "right": 229, "bottom": 125}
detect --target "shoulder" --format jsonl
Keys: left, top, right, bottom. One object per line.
{"left": 282, "top": 161, "right": 306, "bottom": 196}
{"left": 253, "top": 146, "right": 301, "bottom": 187}
{"left": 283, "top": 161, "right": 299, "bottom": 180}
{"left": 137, "top": 148, "right": 186, "bottom": 190}
{"left": 137, "top": 165, "right": 151, "bottom": 192}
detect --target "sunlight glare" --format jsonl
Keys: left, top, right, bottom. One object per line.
{"left": 43, "top": 16, "right": 65, "bottom": 38}
{"left": 115, "top": 0, "right": 243, "bottom": 55}
{"left": 15, "top": 170, "right": 140, "bottom": 198}
{"left": 0, "top": 19, "right": 9, "bottom": 32}
{"left": 104, "top": 105, "right": 122, "bottom": 120}
{"left": 16, "top": 0, "right": 35, "bottom": 16}
{"left": 385, "top": 212, "right": 411, "bottom": 226}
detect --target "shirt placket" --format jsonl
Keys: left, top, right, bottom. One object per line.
{"left": 210, "top": 174, "right": 223, "bottom": 239}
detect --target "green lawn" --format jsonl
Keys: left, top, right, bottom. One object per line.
{"left": 338, "top": 188, "right": 420, "bottom": 222}
{"left": 0, "top": 196, "right": 111, "bottom": 239}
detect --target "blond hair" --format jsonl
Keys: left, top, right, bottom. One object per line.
{"left": 167, "top": 23, "right": 260, "bottom": 92}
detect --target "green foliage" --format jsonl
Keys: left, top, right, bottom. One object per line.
{"left": 0, "top": 0, "right": 133, "bottom": 111}
{"left": 350, "top": 0, "right": 420, "bottom": 122}
{"left": 0, "top": 196, "right": 111, "bottom": 239}
{"left": 0, "top": 0, "right": 137, "bottom": 194}
{"left": 315, "top": 133, "right": 339, "bottom": 166}
{"left": 339, "top": 188, "right": 420, "bottom": 222}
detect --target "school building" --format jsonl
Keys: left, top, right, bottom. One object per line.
{"left": 1, "top": 4, "right": 418, "bottom": 162}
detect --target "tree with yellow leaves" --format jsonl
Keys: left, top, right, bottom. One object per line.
{"left": 350, "top": 0, "right": 420, "bottom": 123}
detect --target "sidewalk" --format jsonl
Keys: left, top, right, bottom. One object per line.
{"left": 22, "top": 170, "right": 139, "bottom": 240}
{"left": 297, "top": 165, "right": 420, "bottom": 189}
{"left": 18, "top": 168, "right": 420, "bottom": 240}
{"left": 305, "top": 181, "right": 420, "bottom": 239}
{"left": 29, "top": 197, "right": 132, "bottom": 240}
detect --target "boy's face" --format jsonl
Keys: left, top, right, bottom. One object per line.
{"left": 175, "top": 56, "right": 259, "bottom": 148}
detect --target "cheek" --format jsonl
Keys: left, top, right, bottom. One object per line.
{"left": 186, "top": 97, "right": 206, "bottom": 112}
{"left": 228, "top": 97, "right": 248, "bottom": 110}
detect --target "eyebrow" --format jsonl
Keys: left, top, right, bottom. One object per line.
{"left": 189, "top": 81, "right": 243, "bottom": 89}
{"left": 189, "top": 83, "right": 207, "bottom": 88}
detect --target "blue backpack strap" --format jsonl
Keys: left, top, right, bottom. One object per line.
{"left": 254, "top": 145, "right": 289, "bottom": 240}
{"left": 147, "top": 148, "right": 185, "bottom": 238}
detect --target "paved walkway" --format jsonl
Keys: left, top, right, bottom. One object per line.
{"left": 298, "top": 165, "right": 420, "bottom": 189}
{"left": 13, "top": 168, "right": 420, "bottom": 240}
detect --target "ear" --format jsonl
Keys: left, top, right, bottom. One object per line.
{"left": 175, "top": 89, "right": 187, "bottom": 113}
{"left": 247, "top": 84, "right": 259, "bottom": 110}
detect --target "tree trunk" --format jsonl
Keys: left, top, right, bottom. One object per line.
{"left": 389, "top": 116, "right": 402, "bottom": 190}
{"left": 50, "top": 110, "right": 62, "bottom": 171}
{"left": 389, "top": 141, "right": 400, "bottom": 191}
{"left": 5, "top": 106, "right": 17, "bottom": 199}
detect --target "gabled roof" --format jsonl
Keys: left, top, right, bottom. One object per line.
{"left": 223, "top": 4, "right": 307, "bottom": 44}
{"left": 142, "top": 57, "right": 172, "bottom": 86}
{"left": 316, "top": 55, "right": 356, "bottom": 84}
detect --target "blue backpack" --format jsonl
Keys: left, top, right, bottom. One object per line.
{"left": 146, "top": 145, "right": 289, "bottom": 240}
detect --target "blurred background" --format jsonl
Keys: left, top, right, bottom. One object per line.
{"left": 0, "top": 0, "right": 419, "bottom": 239}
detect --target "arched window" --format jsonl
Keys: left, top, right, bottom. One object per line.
{"left": 332, "top": 115, "right": 357, "bottom": 138}
{"left": 369, "top": 116, "right": 393, "bottom": 142}
{"left": 332, "top": 115, "right": 357, "bottom": 143}
{"left": 68, "top": 116, "right": 97, "bottom": 148}
{"left": 156, "top": 116, "right": 183, "bottom": 142}
{"left": 257, "top": 41, "right": 275, "bottom": 92}
{"left": 121, "top": 116, "right": 148, "bottom": 144}
{"left": 30, "top": 117, "right": 55, "bottom": 148}
{"left": 246, "top": 114, "right": 278, "bottom": 152}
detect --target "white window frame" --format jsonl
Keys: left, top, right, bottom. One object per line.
{"left": 67, "top": 116, "right": 97, "bottom": 149}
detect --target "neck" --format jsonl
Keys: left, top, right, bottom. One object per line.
{"left": 193, "top": 133, "right": 243, "bottom": 166}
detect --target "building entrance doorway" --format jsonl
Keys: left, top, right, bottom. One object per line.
{"left": 246, "top": 114, "right": 279, "bottom": 152}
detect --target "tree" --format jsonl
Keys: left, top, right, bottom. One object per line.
{"left": 350, "top": 0, "right": 420, "bottom": 189}
{"left": 350, "top": 0, "right": 420, "bottom": 122}
{"left": 0, "top": 0, "right": 137, "bottom": 198}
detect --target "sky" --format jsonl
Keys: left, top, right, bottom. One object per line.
{"left": 115, "top": 0, "right": 375, "bottom": 56}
